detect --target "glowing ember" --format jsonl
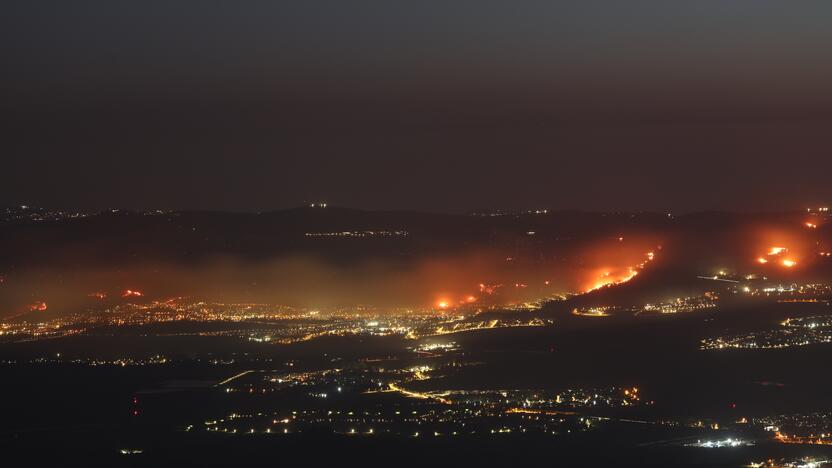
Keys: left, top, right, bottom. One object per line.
{"left": 478, "top": 283, "right": 501, "bottom": 295}
{"left": 782, "top": 259, "right": 797, "bottom": 268}
{"left": 586, "top": 267, "right": 640, "bottom": 292}
{"left": 583, "top": 250, "right": 655, "bottom": 293}
{"left": 757, "top": 257, "right": 768, "bottom": 264}
{"left": 88, "top": 292, "right": 107, "bottom": 299}
{"left": 28, "top": 301, "right": 48, "bottom": 312}
{"left": 768, "top": 247, "right": 787, "bottom": 256}
{"left": 122, "top": 289, "right": 144, "bottom": 298}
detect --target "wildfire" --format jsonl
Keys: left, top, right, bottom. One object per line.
{"left": 28, "top": 301, "right": 48, "bottom": 312}
{"left": 437, "top": 301, "right": 449, "bottom": 310}
{"left": 584, "top": 250, "right": 655, "bottom": 293}
{"left": 587, "top": 269, "right": 639, "bottom": 292}
{"left": 122, "top": 289, "right": 144, "bottom": 298}
{"left": 757, "top": 246, "right": 799, "bottom": 268}
{"left": 88, "top": 292, "right": 107, "bottom": 299}
{"left": 478, "top": 283, "right": 502, "bottom": 295}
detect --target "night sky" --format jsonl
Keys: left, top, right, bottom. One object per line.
{"left": 3, "top": 1, "right": 832, "bottom": 213}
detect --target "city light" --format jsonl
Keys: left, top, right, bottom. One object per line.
{"left": 6, "top": 1, "right": 832, "bottom": 461}
{"left": 686, "top": 438, "right": 752, "bottom": 448}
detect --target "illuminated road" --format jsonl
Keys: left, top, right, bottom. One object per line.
{"left": 216, "top": 370, "right": 253, "bottom": 386}
{"left": 388, "top": 383, "right": 451, "bottom": 405}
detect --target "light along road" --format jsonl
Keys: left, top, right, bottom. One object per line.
{"left": 387, "top": 383, "right": 452, "bottom": 405}
{"left": 216, "top": 370, "right": 254, "bottom": 387}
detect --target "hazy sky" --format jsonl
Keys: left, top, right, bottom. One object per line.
{"left": 3, "top": 1, "right": 832, "bottom": 212}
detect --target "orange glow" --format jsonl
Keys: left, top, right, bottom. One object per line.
{"left": 28, "top": 301, "right": 48, "bottom": 312}
{"left": 751, "top": 223, "right": 820, "bottom": 272}
{"left": 585, "top": 267, "right": 639, "bottom": 292}
{"left": 437, "top": 301, "right": 449, "bottom": 309}
{"left": 582, "top": 249, "right": 655, "bottom": 293}
{"left": 756, "top": 257, "right": 768, "bottom": 264}
{"left": 465, "top": 295, "right": 477, "bottom": 303}
{"left": 775, "top": 431, "right": 832, "bottom": 445}
{"left": 505, "top": 407, "right": 576, "bottom": 416}
{"left": 478, "top": 283, "right": 501, "bottom": 295}
{"left": 88, "top": 292, "right": 107, "bottom": 299}
{"left": 122, "top": 289, "right": 144, "bottom": 298}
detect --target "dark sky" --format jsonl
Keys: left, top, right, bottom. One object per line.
{"left": 3, "top": 1, "right": 832, "bottom": 213}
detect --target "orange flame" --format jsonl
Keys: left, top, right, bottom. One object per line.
{"left": 28, "top": 301, "right": 48, "bottom": 312}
